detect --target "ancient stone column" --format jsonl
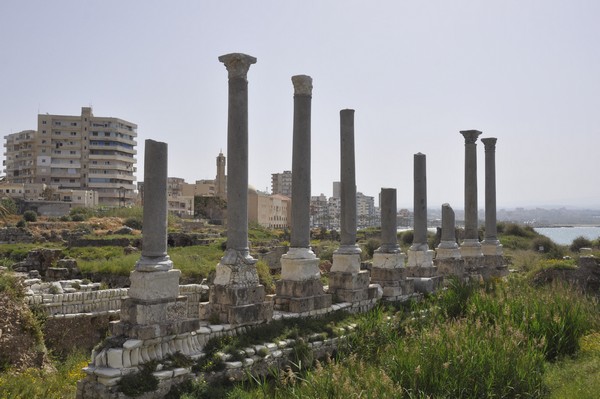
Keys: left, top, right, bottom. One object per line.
{"left": 290, "top": 75, "right": 312, "bottom": 249}
{"left": 460, "top": 130, "right": 483, "bottom": 257}
{"left": 407, "top": 153, "right": 434, "bottom": 271}
{"left": 123, "top": 139, "right": 183, "bottom": 326}
{"left": 378, "top": 188, "right": 400, "bottom": 253}
{"left": 330, "top": 110, "right": 379, "bottom": 304}
{"left": 202, "top": 53, "right": 272, "bottom": 325}
{"left": 135, "top": 139, "right": 172, "bottom": 271}
{"left": 411, "top": 153, "right": 428, "bottom": 252}
{"left": 481, "top": 137, "right": 503, "bottom": 255}
{"left": 371, "top": 188, "right": 413, "bottom": 298}
{"left": 436, "top": 203, "right": 461, "bottom": 259}
{"left": 219, "top": 53, "right": 256, "bottom": 261}
{"left": 332, "top": 109, "right": 362, "bottom": 272}
{"left": 276, "top": 75, "right": 331, "bottom": 313}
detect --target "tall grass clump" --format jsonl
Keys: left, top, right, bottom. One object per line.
{"left": 0, "top": 351, "right": 88, "bottom": 399}
{"left": 466, "top": 279, "right": 598, "bottom": 361}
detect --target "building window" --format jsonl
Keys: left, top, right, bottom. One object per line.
{"left": 42, "top": 121, "right": 47, "bottom": 125}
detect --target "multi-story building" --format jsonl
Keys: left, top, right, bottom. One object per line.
{"left": 248, "top": 187, "right": 291, "bottom": 229}
{"left": 3, "top": 130, "right": 36, "bottom": 184}
{"left": 3, "top": 107, "right": 137, "bottom": 206}
{"left": 271, "top": 170, "right": 292, "bottom": 197}
{"left": 167, "top": 177, "right": 194, "bottom": 216}
{"left": 357, "top": 192, "right": 377, "bottom": 228}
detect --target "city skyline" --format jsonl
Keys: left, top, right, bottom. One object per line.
{"left": 2, "top": 1, "right": 599, "bottom": 210}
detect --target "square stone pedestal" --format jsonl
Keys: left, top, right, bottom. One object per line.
{"left": 120, "top": 269, "right": 187, "bottom": 326}
{"left": 434, "top": 257, "right": 465, "bottom": 279}
{"left": 481, "top": 254, "right": 508, "bottom": 281}
{"left": 200, "top": 284, "right": 273, "bottom": 325}
{"left": 406, "top": 249, "right": 437, "bottom": 277}
{"left": 274, "top": 248, "right": 332, "bottom": 313}
{"left": 370, "top": 252, "right": 414, "bottom": 298}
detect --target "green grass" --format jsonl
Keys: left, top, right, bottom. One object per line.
{"left": 0, "top": 351, "right": 88, "bottom": 399}
{"left": 545, "top": 332, "right": 600, "bottom": 399}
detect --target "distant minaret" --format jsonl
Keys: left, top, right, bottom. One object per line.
{"left": 215, "top": 151, "right": 227, "bottom": 199}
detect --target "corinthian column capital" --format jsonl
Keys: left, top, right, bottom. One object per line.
{"left": 292, "top": 75, "right": 313, "bottom": 96}
{"left": 481, "top": 137, "right": 497, "bottom": 152}
{"left": 460, "top": 130, "right": 482, "bottom": 144}
{"left": 218, "top": 53, "right": 257, "bottom": 80}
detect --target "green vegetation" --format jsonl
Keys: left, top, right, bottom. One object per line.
{"left": 23, "top": 210, "right": 37, "bottom": 222}
{"left": 222, "top": 277, "right": 599, "bottom": 399}
{"left": 0, "top": 351, "right": 88, "bottom": 399}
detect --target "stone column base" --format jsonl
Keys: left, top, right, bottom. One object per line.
{"left": 481, "top": 254, "right": 508, "bottom": 281}
{"left": 460, "top": 239, "right": 483, "bottom": 257}
{"left": 331, "top": 251, "right": 361, "bottom": 273}
{"left": 200, "top": 284, "right": 273, "bottom": 325}
{"left": 406, "top": 249, "right": 436, "bottom": 277}
{"left": 372, "top": 251, "right": 406, "bottom": 269}
{"left": 328, "top": 270, "right": 380, "bottom": 303}
{"left": 435, "top": 246, "right": 462, "bottom": 260}
{"left": 482, "top": 242, "right": 504, "bottom": 256}
{"left": 434, "top": 257, "right": 465, "bottom": 278}
{"left": 370, "top": 266, "right": 414, "bottom": 297}
{"left": 120, "top": 269, "right": 185, "bottom": 326}
{"left": 274, "top": 278, "right": 332, "bottom": 313}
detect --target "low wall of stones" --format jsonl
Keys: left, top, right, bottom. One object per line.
{"left": 77, "top": 305, "right": 364, "bottom": 399}
{"left": 24, "top": 284, "right": 209, "bottom": 318}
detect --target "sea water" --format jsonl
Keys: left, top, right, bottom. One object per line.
{"left": 533, "top": 226, "right": 600, "bottom": 245}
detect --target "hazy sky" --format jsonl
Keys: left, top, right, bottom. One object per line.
{"left": 2, "top": 1, "right": 599, "bottom": 209}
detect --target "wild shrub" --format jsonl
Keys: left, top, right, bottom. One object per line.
{"left": 119, "top": 361, "right": 159, "bottom": 397}
{"left": 362, "top": 238, "right": 381, "bottom": 259}
{"left": 23, "top": 210, "right": 37, "bottom": 222}
{"left": 570, "top": 236, "right": 593, "bottom": 252}
{"left": 124, "top": 217, "right": 142, "bottom": 230}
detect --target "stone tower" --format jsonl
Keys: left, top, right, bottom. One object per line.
{"left": 215, "top": 151, "right": 226, "bottom": 199}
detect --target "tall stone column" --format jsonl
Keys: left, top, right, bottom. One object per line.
{"left": 481, "top": 137, "right": 503, "bottom": 255}
{"left": 275, "top": 75, "right": 331, "bottom": 313}
{"left": 203, "top": 53, "right": 272, "bottom": 325}
{"left": 371, "top": 188, "right": 413, "bottom": 299}
{"left": 460, "top": 130, "right": 483, "bottom": 258}
{"left": 407, "top": 153, "right": 435, "bottom": 273}
{"left": 330, "top": 110, "right": 380, "bottom": 304}
{"left": 332, "top": 109, "right": 361, "bottom": 269}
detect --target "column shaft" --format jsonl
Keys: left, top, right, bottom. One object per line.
{"left": 290, "top": 75, "right": 312, "bottom": 248}
{"left": 379, "top": 188, "right": 399, "bottom": 252}
{"left": 461, "top": 130, "right": 481, "bottom": 241}
{"left": 412, "top": 153, "right": 427, "bottom": 247}
{"left": 482, "top": 138, "right": 498, "bottom": 242}
{"left": 441, "top": 203, "right": 456, "bottom": 243}
{"left": 141, "top": 139, "right": 168, "bottom": 258}
{"left": 219, "top": 53, "right": 256, "bottom": 254}
{"left": 340, "top": 109, "right": 357, "bottom": 247}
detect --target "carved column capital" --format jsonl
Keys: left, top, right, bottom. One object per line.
{"left": 292, "top": 75, "right": 313, "bottom": 96}
{"left": 481, "top": 137, "right": 497, "bottom": 152}
{"left": 218, "top": 53, "right": 257, "bottom": 80}
{"left": 460, "top": 130, "right": 482, "bottom": 144}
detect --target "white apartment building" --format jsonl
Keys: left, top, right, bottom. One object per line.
{"left": 3, "top": 107, "right": 137, "bottom": 207}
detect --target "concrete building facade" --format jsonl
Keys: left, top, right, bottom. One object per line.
{"left": 271, "top": 170, "right": 292, "bottom": 197}
{"left": 3, "top": 107, "right": 137, "bottom": 206}
{"left": 248, "top": 187, "right": 291, "bottom": 229}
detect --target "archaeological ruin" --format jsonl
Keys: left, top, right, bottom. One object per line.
{"left": 71, "top": 52, "right": 511, "bottom": 398}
